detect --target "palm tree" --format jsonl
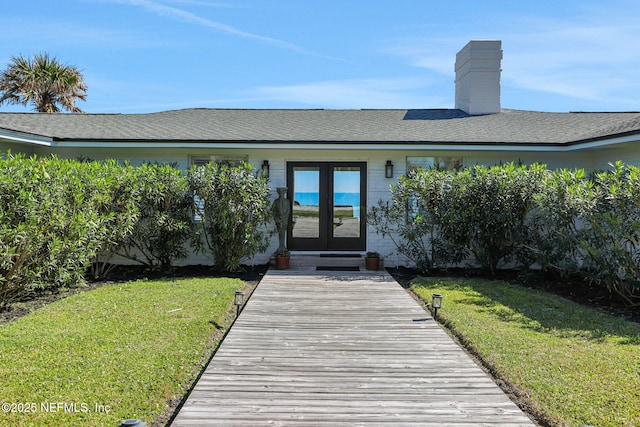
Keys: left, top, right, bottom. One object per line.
{"left": 0, "top": 53, "right": 87, "bottom": 113}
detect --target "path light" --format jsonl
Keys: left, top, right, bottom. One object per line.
{"left": 118, "top": 419, "right": 146, "bottom": 427}
{"left": 385, "top": 160, "right": 394, "bottom": 178}
{"left": 261, "top": 160, "right": 270, "bottom": 178}
{"left": 431, "top": 293, "right": 443, "bottom": 319}
{"left": 234, "top": 290, "right": 245, "bottom": 316}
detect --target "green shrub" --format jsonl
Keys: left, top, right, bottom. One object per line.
{"left": 371, "top": 163, "right": 546, "bottom": 274}
{"left": 375, "top": 161, "right": 640, "bottom": 303}
{"left": 581, "top": 162, "right": 640, "bottom": 305}
{"left": 369, "top": 168, "right": 455, "bottom": 272}
{"left": 0, "top": 154, "right": 49, "bottom": 304}
{"left": 188, "top": 162, "right": 271, "bottom": 271}
{"left": 438, "top": 163, "right": 545, "bottom": 273}
{"left": 0, "top": 155, "right": 133, "bottom": 305}
{"left": 88, "top": 160, "right": 141, "bottom": 279}
{"left": 521, "top": 168, "right": 596, "bottom": 275}
{"left": 116, "top": 163, "right": 197, "bottom": 272}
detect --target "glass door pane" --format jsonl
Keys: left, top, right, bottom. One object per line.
{"left": 291, "top": 167, "right": 320, "bottom": 239}
{"left": 287, "top": 161, "right": 365, "bottom": 251}
{"left": 332, "top": 166, "right": 361, "bottom": 239}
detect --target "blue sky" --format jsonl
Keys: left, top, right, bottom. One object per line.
{"left": 2, "top": 0, "right": 640, "bottom": 113}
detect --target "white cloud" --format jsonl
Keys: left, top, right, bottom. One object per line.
{"left": 113, "top": 0, "right": 345, "bottom": 61}
{"left": 503, "top": 19, "right": 640, "bottom": 104}
{"left": 247, "top": 78, "right": 449, "bottom": 109}
{"left": 382, "top": 9, "right": 640, "bottom": 110}
{"left": 379, "top": 36, "right": 465, "bottom": 77}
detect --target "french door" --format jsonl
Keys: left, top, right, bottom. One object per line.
{"left": 287, "top": 162, "right": 366, "bottom": 251}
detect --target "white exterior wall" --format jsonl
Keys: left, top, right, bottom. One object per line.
{"left": 1, "top": 141, "right": 37, "bottom": 156}
{"left": 586, "top": 143, "right": 640, "bottom": 169}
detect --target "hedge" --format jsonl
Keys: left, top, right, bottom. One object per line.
{"left": 0, "top": 155, "right": 136, "bottom": 306}
{"left": 370, "top": 161, "right": 640, "bottom": 305}
{"left": 0, "top": 154, "right": 272, "bottom": 306}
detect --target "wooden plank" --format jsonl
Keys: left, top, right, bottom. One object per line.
{"left": 170, "top": 269, "right": 535, "bottom": 426}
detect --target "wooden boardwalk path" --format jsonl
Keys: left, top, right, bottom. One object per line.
{"left": 170, "top": 269, "right": 535, "bottom": 426}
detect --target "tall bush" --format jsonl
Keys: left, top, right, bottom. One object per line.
{"left": 0, "top": 155, "right": 132, "bottom": 306}
{"left": 521, "top": 168, "right": 596, "bottom": 275}
{"left": 188, "top": 162, "right": 271, "bottom": 271}
{"left": 438, "top": 163, "right": 545, "bottom": 273}
{"left": 0, "top": 154, "right": 49, "bottom": 305}
{"left": 88, "top": 160, "right": 140, "bottom": 279}
{"left": 373, "top": 160, "right": 639, "bottom": 304}
{"left": 581, "top": 162, "right": 640, "bottom": 305}
{"left": 116, "top": 163, "right": 196, "bottom": 272}
{"left": 371, "top": 163, "right": 545, "bottom": 274}
{"left": 369, "top": 168, "right": 452, "bottom": 272}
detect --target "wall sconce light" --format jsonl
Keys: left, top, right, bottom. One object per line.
{"left": 431, "top": 293, "right": 443, "bottom": 319}
{"left": 261, "top": 160, "right": 270, "bottom": 178}
{"left": 234, "top": 290, "right": 245, "bottom": 316}
{"left": 385, "top": 160, "right": 394, "bottom": 178}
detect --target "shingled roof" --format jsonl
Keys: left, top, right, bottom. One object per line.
{"left": 1, "top": 108, "right": 640, "bottom": 146}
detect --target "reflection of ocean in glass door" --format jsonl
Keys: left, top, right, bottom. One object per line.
{"left": 288, "top": 162, "right": 366, "bottom": 250}
{"left": 293, "top": 192, "right": 319, "bottom": 206}
{"left": 333, "top": 167, "right": 361, "bottom": 239}
{"left": 294, "top": 192, "right": 360, "bottom": 219}
{"left": 292, "top": 168, "right": 320, "bottom": 239}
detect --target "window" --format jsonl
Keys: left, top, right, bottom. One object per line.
{"left": 405, "top": 157, "right": 463, "bottom": 221}
{"left": 189, "top": 155, "right": 248, "bottom": 221}
{"left": 406, "top": 156, "right": 463, "bottom": 173}
{"left": 190, "top": 155, "right": 248, "bottom": 167}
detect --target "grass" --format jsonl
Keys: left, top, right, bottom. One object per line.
{"left": 0, "top": 277, "right": 243, "bottom": 427}
{"left": 412, "top": 277, "right": 640, "bottom": 427}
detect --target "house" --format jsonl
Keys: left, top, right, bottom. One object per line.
{"left": 1, "top": 40, "right": 640, "bottom": 266}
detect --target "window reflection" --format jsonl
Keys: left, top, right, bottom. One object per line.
{"left": 292, "top": 168, "right": 319, "bottom": 238}
{"left": 333, "top": 167, "right": 360, "bottom": 238}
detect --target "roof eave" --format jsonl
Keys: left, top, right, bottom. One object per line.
{"left": 50, "top": 139, "right": 568, "bottom": 151}
{"left": 564, "top": 132, "right": 640, "bottom": 150}
{"left": 33, "top": 131, "right": 640, "bottom": 151}
{"left": 0, "top": 129, "right": 53, "bottom": 146}
{"left": 55, "top": 139, "right": 561, "bottom": 151}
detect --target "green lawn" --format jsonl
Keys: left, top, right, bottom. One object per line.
{"left": 412, "top": 277, "right": 640, "bottom": 427}
{"left": 0, "top": 277, "right": 243, "bottom": 427}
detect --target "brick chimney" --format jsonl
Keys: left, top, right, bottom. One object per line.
{"left": 455, "top": 40, "right": 502, "bottom": 115}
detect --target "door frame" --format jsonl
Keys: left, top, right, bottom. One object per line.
{"left": 286, "top": 161, "right": 367, "bottom": 251}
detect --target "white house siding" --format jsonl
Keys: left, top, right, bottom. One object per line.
{"left": 31, "top": 146, "right": 194, "bottom": 169}
{"left": 1, "top": 141, "right": 37, "bottom": 157}
{"left": 588, "top": 143, "right": 640, "bottom": 170}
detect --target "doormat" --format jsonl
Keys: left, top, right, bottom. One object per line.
{"left": 319, "top": 254, "right": 362, "bottom": 258}
{"left": 316, "top": 266, "right": 360, "bottom": 271}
